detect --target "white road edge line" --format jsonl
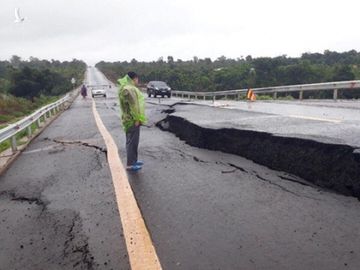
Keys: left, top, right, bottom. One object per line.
{"left": 288, "top": 115, "right": 342, "bottom": 123}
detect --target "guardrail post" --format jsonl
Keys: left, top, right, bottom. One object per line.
{"left": 273, "top": 92, "right": 277, "bottom": 99}
{"left": 333, "top": 89, "right": 338, "bottom": 100}
{"left": 299, "top": 90, "right": 304, "bottom": 100}
{"left": 237, "top": 93, "right": 241, "bottom": 101}
{"left": 27, "top": 126, "right": 32, "bottom": 138}
{"left": 11, "top": 136, "right": 17, "bottom": 152}
{"left": 37, "top": 118, "right": 42, "bottom": 128}
{"left": 213, "top": 96, "right": 216, "bottom": 103}
{"left": 203, "top": 96, "right": 206, "bottom": 101}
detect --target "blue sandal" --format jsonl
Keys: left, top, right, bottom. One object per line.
{"left": 126, "top": 165, "right": 142, "bottom": 172}
{"left": 135, "top": 161, "right": 144, "bottom": 166}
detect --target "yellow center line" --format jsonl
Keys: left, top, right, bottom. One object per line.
{"left": 92, "top": 100, "right": 162, "bottom": 270}
{"left": 288, "top": 115, "right": 342, "bottom": 123}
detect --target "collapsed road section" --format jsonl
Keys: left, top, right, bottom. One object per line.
{"left": 157, "top": 104, "right": 360, "bottom": 199}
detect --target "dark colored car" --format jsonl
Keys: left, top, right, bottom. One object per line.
{"left": 147, "top": 81, "right": 171, "bottom": 98}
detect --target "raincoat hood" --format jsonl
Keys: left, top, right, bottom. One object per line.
{"left": 118, "top": 75, "right": 134, "bottom": 89}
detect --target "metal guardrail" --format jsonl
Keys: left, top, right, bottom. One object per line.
{"left": 172, "top": 80, "right": 360, "bottom": 101}
{"left": 0, "top": 92, "right": 74, "bottom": 153}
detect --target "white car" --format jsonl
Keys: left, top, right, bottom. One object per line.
{"left": 91, "top": 88, "right": 107, "bottom": 98}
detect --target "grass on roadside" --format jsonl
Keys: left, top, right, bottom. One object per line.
{"left": 255, "top": 94, "right": 295, "bottom": 101}
{"left": 0, "top": 94, "right": 58, "bottom": 125}
{"left": 256, "top": 95, "right": 273, "bottom": 100}
{"left": 277, "top": 95, "right": 295, "bottom": 100}
{"left": 0, "top": 140, "right": 10, "bottom": 153}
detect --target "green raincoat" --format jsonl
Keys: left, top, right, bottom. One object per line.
{"left": 118, "top": 75, "right": 147, "bottom": 132}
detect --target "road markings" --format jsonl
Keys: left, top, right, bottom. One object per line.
{"left": 288, "top": 115, "right": 342, "bottom": 123}
{"left": 92, "top": 100, "right": 162, "bottom": 270}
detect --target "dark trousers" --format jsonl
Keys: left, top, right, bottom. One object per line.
{"left": 126, "top": 125, "right": 140, "bottom": 166}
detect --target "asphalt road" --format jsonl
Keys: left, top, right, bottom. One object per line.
{"left": 0, "top": 91, "right": 129, "bottom": 269}
{"left": 1, "top": 67, "right": 360, "bottom": 270}
{"left": 159, "top": 96, "right": 360, "bottom": 147}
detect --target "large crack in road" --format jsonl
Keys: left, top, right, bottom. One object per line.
{"left": 156, "top": 104, "right": 360, "bottom": 200}
{"left": 0, "top": 190, "right": 95, "bottom": 269}
{"left": 0, "top": 137, "right": 107, "bottom": 269}
{"left": 0, "top": 190, "right": 48, "bottom": 213}
{"left": 44, "top": 138, "right": 107, "bottom": 155}
{"left": 152, "top": 144, "right": 320, "bottom": 200}
{"left": 63, "top": 213, "right": 94, "bottom": 269}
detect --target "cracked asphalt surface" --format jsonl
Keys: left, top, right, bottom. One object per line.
{"left": 1, "top": 67, "right": 360, "bottom": 270}
{"left": 0, "top": 96, "right": 129, "bottom": 270}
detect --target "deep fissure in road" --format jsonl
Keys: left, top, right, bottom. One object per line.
{"left": 157, "top": 110, "right": 360, "bottom": 200}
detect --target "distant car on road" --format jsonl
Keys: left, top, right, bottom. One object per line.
{"left": 147, "top": 81, "right": 171, "bottom": 98}
{"left": 91, "top": 88, "right": 107, "bottom": 98}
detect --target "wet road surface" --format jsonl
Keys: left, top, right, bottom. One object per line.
{"left": 157, "top": 95, "right": 360, "bottom": 147}
{"left": 0, "top": 67, "right": 360, "bottom": 270}
{"left": 0, "top": 95, "right": 129, "bottom": 269}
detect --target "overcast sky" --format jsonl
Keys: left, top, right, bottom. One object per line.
{"left": 1, "top": 0, "right": 359, "bottom": 64}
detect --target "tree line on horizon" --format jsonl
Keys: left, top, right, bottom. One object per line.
{"left": 0, "top": 56, "right": 86, "bottom": 124}
{"left": 96, "top": 50, "right": 360, "bottom": 99}
{"left": 0, "top": 56, "right": 86, "bottom": 99}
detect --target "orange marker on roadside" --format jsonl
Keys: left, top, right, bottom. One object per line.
{"left": 246, "top": 88, "right": 256, "bottom": 101}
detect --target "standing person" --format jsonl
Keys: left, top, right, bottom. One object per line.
{"left": 118, "top": 72, "right": 147, "bottom": 172}
{"left": 81, "top": 84, "right": 87, "bottom": 99}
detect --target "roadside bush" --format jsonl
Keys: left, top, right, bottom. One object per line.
{"left": 0, "top": 94, "right": 57, "bottom": 124}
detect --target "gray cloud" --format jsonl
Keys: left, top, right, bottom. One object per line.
{"left": 0, "top": 0, "right": 359, "bottom": 64}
